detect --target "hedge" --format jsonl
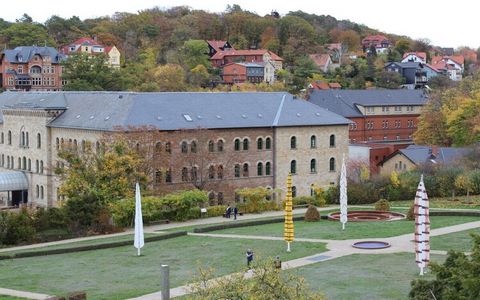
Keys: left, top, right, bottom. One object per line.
{"left": 193, "top": 216, "right": 305, "bottom": 233}
{"left": 0, "top": 231, "right": 187, "bottom": 260}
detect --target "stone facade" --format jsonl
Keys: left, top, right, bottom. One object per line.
{"left": 274, "top": 125, "right": 349, "bottom": 197}
{"left": 379, "top": 153, "right": 415, "bottom": 176}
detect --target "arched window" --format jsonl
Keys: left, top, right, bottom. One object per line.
{"left": 234, "top": 139, "right": 240, "bottom": 151}
{"left": 182, "top": 167, "right": 189, "bottom": 181}
{"left": 217, "top": 192, "right": 224, "bottom": 205}
{"left": 257, "top": 138, "right": 263, "bottom": 150}
{"left": 191, "top": 141, "right": 197, "bottom": 153}
{"left": 265, "top": 137, "right": 272, "bottom": 150}
{"left": 329, "top": 157, "right": 336, "bottom": 172}
{"left": 165, "top": 142, "right": 172, "bottom": 154}
{"left": 243, "top": 163, "right": 249, "bottom": 177}
{"left": 330, "top": 134, "right": 336, "bottom": 147}
{"left": 40, "top": 160, "right": 44, "bottom": 174}
{"left": 40, "top": 186, "right": 44, "bottom": 199}
{"left": 217, "top": 140, "right": 224, "bottom": 152}
{"left": 26, "top": 132, "right": 29, "bottom": 147}
{"left": 22, "top": 157, "right": 26, "bottom": 170}
{"left": 35, "top": 160, "right": 39, "bottom": 173}
{"left": 28, "top": 159, "right": 31, "bottom": 171}
{"left": 234, "top": 164, "right": 241, "bottom": 178}
{"left": 56, "top": 137, "right": 60, "bottom": 150}
{"left": 165, "top": 168, "right": 172, "bottom": 183}
{"left": 1, "top": 132, "right": 4, "bottom": 144}
{"left": 7, "top": 131, "right": 11, "bottom": 145}
{"left": 21, "top": 131, "right": 25, "bottom": 147}
{"left": 257, "top": 162, "right": 263, "bottom": 176}
{"left": 36, "top": 185, "right": 39, "bottom": 198}
{"left": 266, "top": 162, "right": 271, "bottom": 175}
{"left": 292, "top": 186, "right": 297, "bottom": 198}
{"left": 18, "top": 158, "right": 21, "bottom": 169}
{"left": 155, "top": 142, "right": 162, "bottom": 153}
{"left": 181, "top": 141, "right": 188, "bottom": 153}
{"left": 73, "top": 139, "right": 78, "bottom": 150}
{"left": 243, "top": 138, "right": 249, "bottom": 151}
{"left": 310, "top": 135, "right": 316, "bottom": 148}
{"left": 37, "top": 133, "right": 41, "bottom": 148}
{"left": 208, "top": 140, "right": 214, "bottom": 152}
{"left": 290, "top": 160, "right": 297, "bottom": 174}
{"left": 155, "top": 170, "right": 162, "bottom": 184}
{"left": 191, "top": 166, "right": 198, "bottom": 181}
{"left": 290, "top": 136, "right": 296, "bottom": 149}
{"left": 208, "top": 192, "right": 215, "bottom": 205}
{"left": 208, "top": 165, "right": 215, "bottom": 179}
{"left": 310, "top": 159, "right": 317, "bottom": 173}
{"left": 217, "top": 165, "right": 224, "bottom": 179}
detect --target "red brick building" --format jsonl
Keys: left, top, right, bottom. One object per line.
{"left": 210, "top": 48, "right": 283, "bottom": 70}
{"left": 308, "top": 89, "right": 428, "bottom": 144}
{"left": 0, "top": 46, "right": 65, "bottom": 91}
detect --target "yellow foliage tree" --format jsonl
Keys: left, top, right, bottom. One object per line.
{"left": 390, "top": 171, "right": 400, "bottom": 188}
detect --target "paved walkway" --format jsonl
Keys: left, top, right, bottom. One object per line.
{"left": 0, "top": 288, "right": 52, "bottom": 300}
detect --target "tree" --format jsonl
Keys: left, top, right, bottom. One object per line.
{"left": 188, "top": 258, "right": 326, "bottom": 300}
{"left": 338, "top": 30, "right": 360, "bottom": 52}
{"left": 62, "top": 53, "right": 126, "bottom": 91}
{"left": 394, "top": 38, "right": 411, "bottom": 56}
{"left": 152, "top": 64, "right": 187, "bottom": 91}
{"left": 179, "top": 40, "right": 210, "bottom": 70}
{"left": 1, "top": 22, "right": 55, "bottom": 48}
{"left": 414, "top": 92, "right": 452, "bottom": 146}
{"left": 189, "top": 64, "right": 210, "bottom": 87}
{"left": 235, "top": 187, "right": 273, "bottom": 213}
{"left": 409, "top": 234, "right": 480, "bottom": 300}
{"left": 292, "top": 55, "right": 318, "bottom": 92}
{"left": 375, "top": 70, "right": 405, "bottom": 88}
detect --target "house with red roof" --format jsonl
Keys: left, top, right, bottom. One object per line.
{"left": 309, "top": 54, "right": 332, "bottom": 73}
{"left": 206, "top": 40, "right": 234, "bottom": 58}
{"left": 211, "top": 49, "right": 283, "bottom": 70}
{"left": 307, "top": 81, "right": 341, "bottom": 91}
{"left": 61, "top": 37, "right": 121, "bottom": 68}
{"left": 401, "top": 52, "right": 427, "bottom": 64}
{"left": 362, "top": 35, "right": 391, "bottom": 54}
{"left": 431, "top": 55, "right": 464, "bottom": 81}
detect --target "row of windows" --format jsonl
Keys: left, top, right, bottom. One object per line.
{"left": 290, "top": 135, "right": 335, "bottom": 149}
{"left": 1, "top": 131, "right": 42, "bottom": 148}
{"left": 367, "top": 106, "right": 415, "bottom": 113}
{"left": 395, "top": 161, "right": 407, "bottom": 171}
{"left": 290, "top": 158, "right": 336, "bottom": 174}
{"left": 363, "top": 120, "right": 415, "bottom": 130}
{"left": 234, "top": 162, "right": 272, "bottom": 178}
{"left": 0, "top": 155, "right": 44, "bottom": 173}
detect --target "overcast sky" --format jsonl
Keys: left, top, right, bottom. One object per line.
{"left": 1, "top": 0, "right": 478, "bottom": 49}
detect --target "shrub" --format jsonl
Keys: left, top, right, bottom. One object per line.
{"left": 235, "top": 187, "right": 273, "bottom": 213}
{"left": 324, "top": 185, "right": 339, "bottom": 204}
{"left": 375, "top": 199, "right": 390, "bottom": 211}
{"left": 293, "top": 196, "right": 314, "bottom": 206}
{"left": 407, "top": 203, "right": 415, "bottom": 221}
{"left": 34, "top": 207, "right": 68, "bottom": 231}
{"left": 304, "top": 205, "right": 320, "bottom": 222}
{"left": 206, "top": 205, "right": 227, "bottom": 217}
{"left": 0, "top": 208, "right": 36, "bottom": 246}
{"left": 313, "top": 186, "right": 326, "bottom": 207}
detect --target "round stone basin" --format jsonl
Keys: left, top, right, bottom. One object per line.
{"left": 328, "top": 210, "right": 406, "bottom": 222}
{"left": 352, "top": 241, "right": 391, "bottom": 249}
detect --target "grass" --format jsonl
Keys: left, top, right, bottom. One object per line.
{"left": 293, "top": 253, "right": 444, "bottom": 300}
{"left": 390, "top": 195, "right": 480, "bottom": 209}
{"left": 213, "top": 215, "right": 480, "bottom": 240}
{"left": 0, "top": 296, "right": 29, "bottom": 300}
{"left": 431, "top": 228, "right": 480, "bottom": 252}
{"left": 0, "top": 235, "right": 326, "bottom": 299}
{"left": 0, "top": 232, "right": 161, "bottom": 256}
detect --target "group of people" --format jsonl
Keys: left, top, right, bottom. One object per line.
{"left": 225, "top": 205, "right": 238, "bottom": 220}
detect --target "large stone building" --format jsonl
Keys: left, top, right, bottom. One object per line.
{"left": 0, "top": 91, "right": 350, "bottom": 208}
{"left": 0, "top": 46, "right": 65, "bottom": 91}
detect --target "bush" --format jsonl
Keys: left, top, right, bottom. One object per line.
{"left": 34, "top": 207, "right": 68, "bottom": 231}
{"left": 235, "top": 187, "right": 273, "bottom": 213}
{"left": 206, "top": 205, "right": 227, "bottom": 217}
{"left": 111, "top": 189, "right": 208, "bottom": 227}
{"left": 407, "top": 203, "right": 415, "bottom": 221}
{"left": 375, "top": 199, "right": 390, "bottom": 211}
{"left": 304, "top": 205, "right": 320, "bottom": 222}
{"left": 324, "top": 185, "right": 339, "bottom": 204}
{"left": 313, "top": 186, "right": 326, "bottom": 207}
{"left": 293, "top": 196, "right": 314, "bottom": 206}
{"left": 0, "top": 208, "right": 36, "bottom": 246}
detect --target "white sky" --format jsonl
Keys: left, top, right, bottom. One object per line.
{"left": 1, "top": 0, "right": 478, "bottom": 49}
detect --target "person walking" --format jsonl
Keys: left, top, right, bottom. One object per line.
{"left": 233, "top": 206, "right": 238, "bottom": 220}
{"left": 274, "top": 256, "right": 282, "bottom": 270}
{"left": 246, "top": 249, "right": 254, "bottom": 268}
{"left": 225, "top": 205, "right": 231, "bottom": 218}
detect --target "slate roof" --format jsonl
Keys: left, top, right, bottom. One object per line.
{"left": 2, "top": 46, "right": 66, "bottom": 64}
{"left": 308, "top": 89, "right": 428, "bottom": 118}
{"left": 395, "top": 145, "right": 469, "bottom": 165}
{"left": 0, "top": 91, "right": 350, "bottom": 131}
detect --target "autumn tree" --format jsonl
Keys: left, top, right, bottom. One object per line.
{"left": 375, "top": 70, "right": 405, "bottom": 88}
{"left": 394, "top": 38, "right": 411, "bottom": 56}
{"left": 152, "top": 64, "right": 187, "bottom": 91}
{"left": 62, "top": 53, "right": 126, "bottom": 91}
{"left": 188, "top": 258, "right": 326, "bottom": 300}
{"left": 1, "top": 21, "right": 55, "bottom": 48}
{"left": 179, "top": 40, "right": 210, "bottom": 70}
{"left": 338, "top": 30, "right": 360, "bottom": 52}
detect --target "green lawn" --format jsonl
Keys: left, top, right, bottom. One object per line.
{"left": 213, "top": 216, "right": 480, "bottom": 240}
{"left": 0, "top": 296, "right": 29, "bottom": 300}
{"left": 0, "top": 235, "right": 326, "bottom": 299}
{"left": 293, "top": 253, "right": 444, "bottom": 300}
{"left": 431, "top": 228, "right": 480, "bottom": 252}
{"left": 390, "top": 195, "right": 480, "bottom": 209}
{"left": 0, "top": 232, "right": 161, "bottom": 256}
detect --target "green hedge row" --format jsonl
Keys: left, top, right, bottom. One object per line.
{"left": 193, "top": 216, "right": 305, "bottom": 233}
{"left": 429, "top": 211, "right": 480, "bottom": 217}
{"left": 0, "top": 231, "right": 187, "bottom": 260}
